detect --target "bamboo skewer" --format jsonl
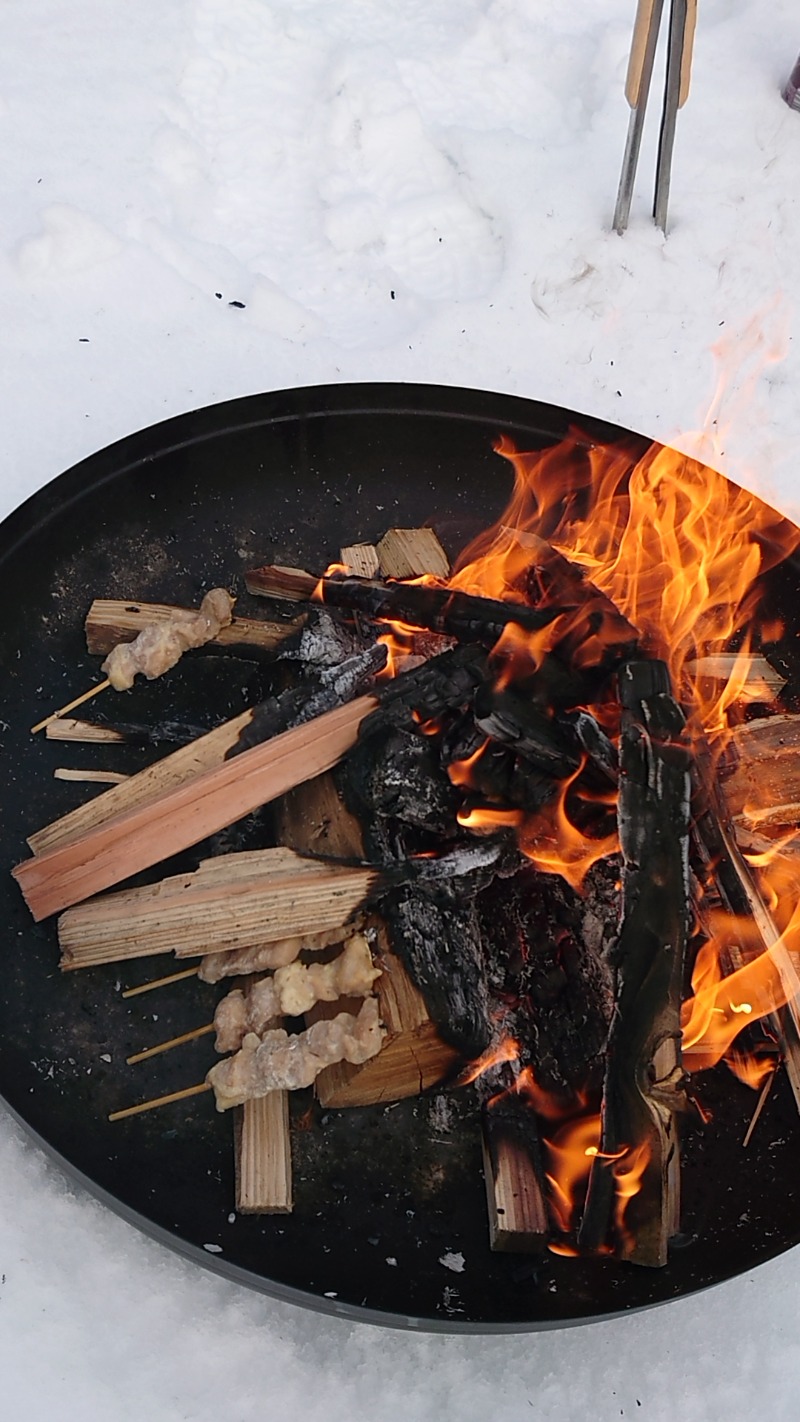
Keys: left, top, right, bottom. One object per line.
{"left": 108, "top": 1081, "right": 212, "bottom": 1121}
{"left": 31, "top": 679, "right": 112, "bottom": 734}
{"left": 127, "top": 1023, "right": 215, "bottom": 1064}
{"left": 122, "top": 967, "right": 199, "bottom": 998}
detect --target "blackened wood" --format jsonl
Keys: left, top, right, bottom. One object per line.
{"left": 473, "top": 684, "right": 581, "bottom": 779}
{"left": 245, "top": 564, "right": 570, "bottom": 645}
{"left": 580, "top": 660, "right": 690, "bottom": 1267}
{"left": 507, "top": 529, "right": 640, "bottom": 657}
{"left": 382, "top": 882, "right": 493, "bottom": 1059}
{"left": 227, "top": 644, "right": 387, "bottom": 758}
{"left": 477, "top": 864, "right": 616, "bottom": 1093}
{"left": 481, "top": 1091, "right": 549, "bottom": 1252}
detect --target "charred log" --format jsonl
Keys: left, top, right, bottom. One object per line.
{"left": 245, "top": 564, "right": 570, "bottom": 645}
{"left": 382, "top": 881, "right": 493, "bottom": 1059}
{"left": 477, "top": 864, "right": 616, "bottom": 1094}
{"left": 580, "top": 660, "right": 690, "bottom": 1267}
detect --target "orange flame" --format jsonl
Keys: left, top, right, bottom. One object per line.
{"left": 457, "top": 1036, "right": 520, "bottom": 1086}
{"left": 543, "top": 1114, "right": 602, "bottom": 1234}
{"left": 612, "top": 1142, "right": 652, "bottom": 1252}
{"left": 517, "top": 760, "right": 619, "bottom": 891}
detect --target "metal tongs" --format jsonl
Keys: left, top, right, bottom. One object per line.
{"left": 614, "top": 0, "right": 698, "bottom": 234}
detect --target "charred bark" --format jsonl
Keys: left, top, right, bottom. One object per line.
{"left": 580, "top": 660, "right": 690, "bottom": 1267}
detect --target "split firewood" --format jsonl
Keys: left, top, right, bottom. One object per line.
{"left": 580, "top": 661, "right": 690, "bottom": 1267}
{"left": 481, "top": 1090, "right": 549, "bottom": 1253}
{"left": 686, "top": 655, "right": 787, "bottom": 704}
{"left": 100, "top": 588, "right": 236, "bottom": 691}
{"left": 719, "top": 714, "right": 800, "bottom": 833}
{"left": 693, "top": 737, "right": 800, "bottom": 1110}
{"left": 376, "top": 528, "right": 450, "bottom": 580}
{"left": 85, "top": 597, "right": 303, "bottom": 657}
{"left": 213, "top": 935, "right": 381, "bottom": 1052}
{"left": 207, "top": 997, "right": 385, "bottom": 1110}
{"left": 57, "top": 849, "right": 380, "bottom": 969}
{"left": 235, "top": 1091, "right": 293, "bottom": 1213}
{"left": 19, "top": 697, "right": 375, "bottom": 921}
{"left": 17, "top": 642, "right": 490, "bottom": 920}
{"left": 339, "top": 544, "right": 380, "bottom": 578}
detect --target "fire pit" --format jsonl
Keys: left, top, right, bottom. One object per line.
{"left": 3, "top": 382, "right": 800, "bottom": 1330}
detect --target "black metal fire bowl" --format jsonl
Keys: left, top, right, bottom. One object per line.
{"left": 2, "top": 383, "right": 799, "bottom": 1331}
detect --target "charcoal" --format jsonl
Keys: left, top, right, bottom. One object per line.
{"left": 473, "top": 683, "right": 580, "bottom": 779}
{"left": 342, "top": 723, "right": 461, "bottom": 848}
{"left": 226, "top": 643, "right": 387, "bottom": 758}
{"left": 477, "top": 864, "right": 616, "bottom": 1093}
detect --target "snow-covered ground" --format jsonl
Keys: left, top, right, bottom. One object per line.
{"left": 2, "top": 2, "right": 800, "bottom": 1417}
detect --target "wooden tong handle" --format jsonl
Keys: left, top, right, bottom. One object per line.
{"left": 679, "top": 0, "right": 697, "bottom": 108}
{"left": 625, "top": 0, "right": 659, "bottom": 107}
{"left": 625, "top": 0, "right": 697, "bottom": 108}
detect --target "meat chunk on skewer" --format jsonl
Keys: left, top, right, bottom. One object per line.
{"left": 101, "top": 588, "right": 235, "bottom": 690}
{"left": 213, "top": 933, "right": 381, "bottom": 1053}
{"left": 207, "top": 997, "right": 385, "bottom": 1110}
{"left": 197, "top": 921, "right": 364, "bottom": 983}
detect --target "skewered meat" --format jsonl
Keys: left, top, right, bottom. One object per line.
{"left": 207, "top": 997, "right": 385, "bottom": 1109}
{"left": 197, "top": 922, "right": 363, "bottom": 983}
{"left": 213, "top": 933, "right": 381, "bottom": 1052}
{"left": 101, "top": 588, "right": 235, "bottom": 690}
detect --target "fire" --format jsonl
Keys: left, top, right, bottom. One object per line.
{"left": 457, "top": 1036, "right": 520, "bottom": 1086}
{"left": 516, "top": 760, "right": 619, "bottom": 891}
{"left": 543, "top": 1114, "right": 602, "bottom": 1235}
{"left": 612, "top": 1142, "right": 652, "bottom": 1253}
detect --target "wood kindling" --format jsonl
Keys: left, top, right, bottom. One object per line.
{"left": 481, "top": 1089, "right": 549, "bottom": 1253}
{"left": 376, "top": 528, "right": 450, "bottom": 580}
{"left": 235, "top": 1092, "right": 293, "bottom": 1214}
{"left": 57, "top": 848, "right": 378, "bottom": 969}
{"left": 15, "top": 694, "right": 379, "bottom": 921}
{"left": 84, "top": 598, "right": 303, "bottom": 655}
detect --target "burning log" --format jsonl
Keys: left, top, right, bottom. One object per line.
{"left": 580, "top": 661, "right": 690, "bottom": 1267}
{"left": 85, "top": 597, "right": 303, "bottom": 656}
{"left": 244, "top": 564, "right": 569, "bottom": 645}
{"left": 481, "top": 1088, "right": 549, "bottom": 1253}
{"left": 691, "top": 734, "right": 800, "bottom": 1110}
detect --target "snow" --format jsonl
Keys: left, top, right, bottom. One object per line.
{"left": 2, "top": 0, "right": 800, "bottom": 1415}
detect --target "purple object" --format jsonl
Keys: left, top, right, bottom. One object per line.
{"left": 784, "top": 54, "right": 800, "bottom": 110}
